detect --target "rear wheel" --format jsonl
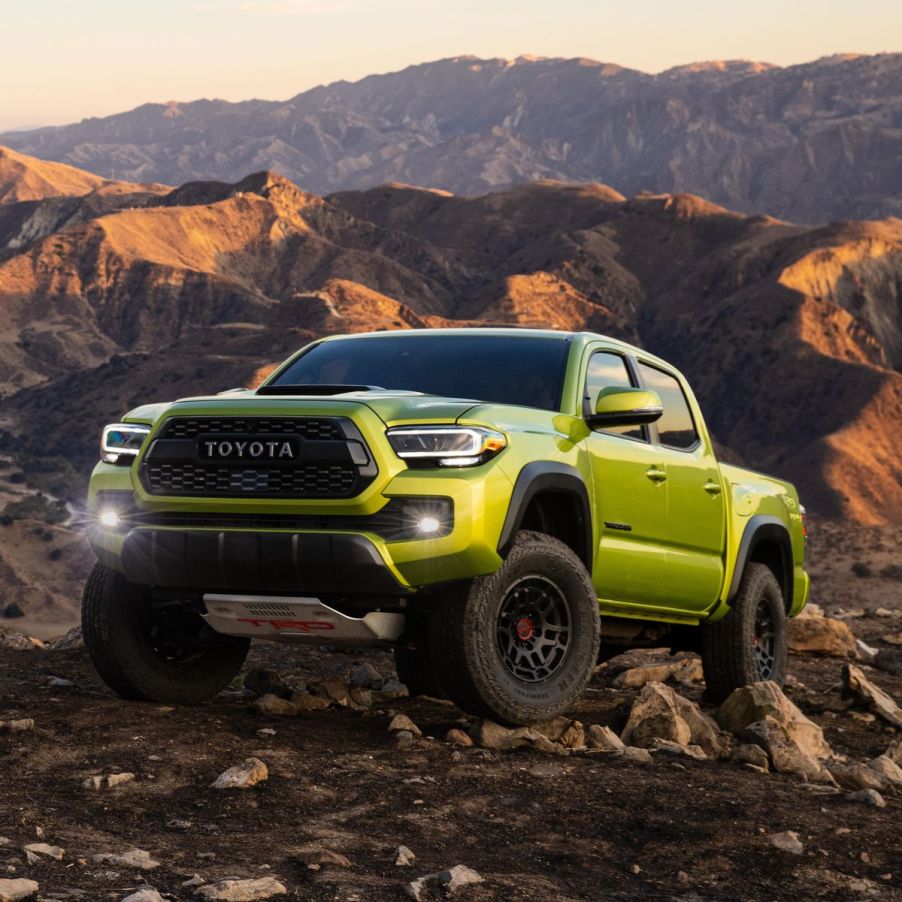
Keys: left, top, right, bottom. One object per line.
{"left": 701, "top": 562, "right": 787, "bottom": 704}
{"left": 82, "top": 562, "right": 249, "bottom": 705}
{"left": 427, "top": 531, "right": 600, "bottom": 725}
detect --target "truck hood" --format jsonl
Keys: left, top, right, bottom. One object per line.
{"left": 123, "top": 390, "right": 478, "bottom": 428}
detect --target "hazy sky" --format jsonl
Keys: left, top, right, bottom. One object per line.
{"left": 2, "top": 0, "right": 899, "bottom": 130}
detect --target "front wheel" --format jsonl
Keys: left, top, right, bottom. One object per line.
{"left": 82, "top": 563, "right": 249, "bottom": 705}
{"left": 427, "top": 531, "right": 600, "bottom": 725}
{"left": 701, "top": 562, "right": 788, "bottom": 705}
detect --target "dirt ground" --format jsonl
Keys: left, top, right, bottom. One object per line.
{"left": 0, "top": 520, "right": 900, "bottom": 901}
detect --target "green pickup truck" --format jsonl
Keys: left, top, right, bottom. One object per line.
{"left": 83, "top": 329, "right": 809, "bottom": 724}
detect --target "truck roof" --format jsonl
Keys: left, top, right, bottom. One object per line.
{"left": 316, "top": 327, "right": 671, "bottom": 371}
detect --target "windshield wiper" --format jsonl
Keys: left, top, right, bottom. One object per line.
{"left": 255, "top": 384, "right": 386, "bottom": 396}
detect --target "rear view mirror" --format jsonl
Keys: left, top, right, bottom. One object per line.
{"left": 588, "top": 387, "right": 663, "bottom": 428}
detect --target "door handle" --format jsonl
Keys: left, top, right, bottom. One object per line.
{"left": 704, "top": 480, "right": 722, "bottom": 496}
{"left": 646, "top": 466, "right": 667, "bottom": 483}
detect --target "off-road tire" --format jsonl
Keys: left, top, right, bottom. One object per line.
{"left": 82, "top": 562, "right": 249, "bottom": 705}
{"left": 427, "top": 531, "right": 600, "bottom": 725}
{"left": 701, "top": 562, "right": 788, "bottom": 705}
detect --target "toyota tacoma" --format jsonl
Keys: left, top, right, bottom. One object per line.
{"left": 83, "top": 329, "right": 809, "bottom": 724}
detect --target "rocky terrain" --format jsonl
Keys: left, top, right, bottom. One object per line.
{"left": 0, "top": 520, "right": 900, "bottom": 900}
{"left": 3, "top": 53, "right": 902, "bottom": 223}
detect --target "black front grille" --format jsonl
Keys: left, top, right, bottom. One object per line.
{"left": 159, "top": 417, "right": 343, "bottom": 441}
{"left": 139, "top": 416, "right": 374, "bottom": 499}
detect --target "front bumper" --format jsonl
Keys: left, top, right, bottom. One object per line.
{"left": 87, "top": 461, "right": 514, "bottom": 594}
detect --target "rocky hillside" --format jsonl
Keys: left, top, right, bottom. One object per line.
{"left": 3, "top": 53, "right": 902, "bottom": 223}
{"left": 1, "top": 148, "right": 900, "bottom": 536}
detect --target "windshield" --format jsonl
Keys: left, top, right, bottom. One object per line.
{"left": 269, "top": 333, "right": 573, "bottom": 411}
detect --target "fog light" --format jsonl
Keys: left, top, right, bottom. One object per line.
{"left": 417, "top": 515, "right": 441, "bottom": 535}
{"left": 99, "top": 509, "right": 120, "bottom": 528}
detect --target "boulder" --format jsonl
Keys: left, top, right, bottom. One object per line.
{"left": 788, "top": 617, "right": 857, "bottom": 657}
{"left": 716, "top": 682, "right": 831, "bottom": 759}
{"left": 621, "top": 682, "right": 728, "bottom": 757}
{"left": 842, "top": 664, "right": 902, "bottom": 727}
{"left": 211, "top": 757, "right": 268, "bottom": 790}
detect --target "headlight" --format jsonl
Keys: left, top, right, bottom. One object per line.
{"left": 386, "top": 426, "right": 506, "bottom": 468}
{"left": 101, "top": 423, "right": 151, "bottom": 465}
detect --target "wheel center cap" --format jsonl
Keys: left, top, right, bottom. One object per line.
{"left": 515, "top": 617, "right": 534, "bottom": 641}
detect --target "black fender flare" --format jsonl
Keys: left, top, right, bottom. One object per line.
{"left": 497, "top": 461, "right": 593, "bottom": 571}
{"left": 728, "top": 514, "right": 794, "bottom": 609}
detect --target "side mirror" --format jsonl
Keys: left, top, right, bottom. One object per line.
{"left": 587, "top": 387, "right": 663, "bottom": 428}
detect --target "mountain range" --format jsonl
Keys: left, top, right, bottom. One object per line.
{"left": 3, "top": 53, "right": 902, "bottom": 223}
{"left": 0, "top": 145, "right": 900, "bottom": 537}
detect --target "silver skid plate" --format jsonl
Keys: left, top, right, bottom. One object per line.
{"left": 202, "top": 593, "right": 405, "bottom": 645}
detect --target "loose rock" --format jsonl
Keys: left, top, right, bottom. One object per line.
{"left": 621, "top": 682, "right": 728, "bottom": 757}
{"left": 469, "top": 719, "right": 564, "bottom": 755}
{"left": 846, "top": 789, "right": 887, "bottom": 808}
{"left": 612, "top": 657, "right": 703, "bottom": 689}
{"left": 716, "top": 682, "right": 831, "bottom": 759}
{"left": 788, "top": 616, "right": 857, "bottom": 658}
{"left": 0, "top": 720, "right": 34, "bottom": 733}
{"left": 253, "top": 695, "right": 299, "bottom": 717}
{"left": 842, "top": 664, "right": 902, "bottom": 727}
{"left": 622, "top": 746, "right": 653, "bottom": 764}
{"left": 742, "top": 718, "right": 834, "bottom": 783}
{"left": 82, "top": 773, "right": 135, "bottom": 790}
{"left": 298, "top": 849, "right": 351, "bottom": 868}
{"left": 394, "top": 845, "right": 416, "bottom": 867}
{"left": 349, "top": 662, "right": 383, "bottom": 689}
{"left": 0, "top": 878, "right": 39, "bottom": 901}
{"left": 121, "top": 890, "right": 165, "bottom": 902}
{"left": 288, "top": 692, "right": 331, "bottom": 712}
{"left": 650, "top": 739, "right": 707, "bottom": 760}
{"left": 47, "top": 626, "right": 83, "bottom": 651}
{"left": 406, "top": 865, "right": 484, "bottom": 901}
{"left": 388, "top": 714, "right": 422, "bottom": 737}
{"left": 770, "top": 831, "right": 805, "bottom": 855}
{"left": 22, "top": 843, "right": 63, "bottom": 861}
{"left": 867, "top": 755, "right": 902, "bottom": 786}
{"left": 730, "top": 744, "right": 770, "bottom": 770}
{"left": 587, "top": 724, "right": 626, "bottom": 752}
{"left": 91, "top": 849, "right": 160, "bottom": 870}
{"left": 827, "top": 762, "right": 886, "bottom": 791}
{"left": 445, "top": 728, "right": 473, "bottom": 748}
{"left": 194, "top": 877, "right": 287, "bottom": 900}
{"left": 211, "top": 757, "right": 268, "bottom": 790}
{"left": 244, "top": 669, "right": 291, "bottom": 699}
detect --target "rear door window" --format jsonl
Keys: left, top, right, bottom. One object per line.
{"left": 636, "top": 362, "right": 699, "bottom": 450}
